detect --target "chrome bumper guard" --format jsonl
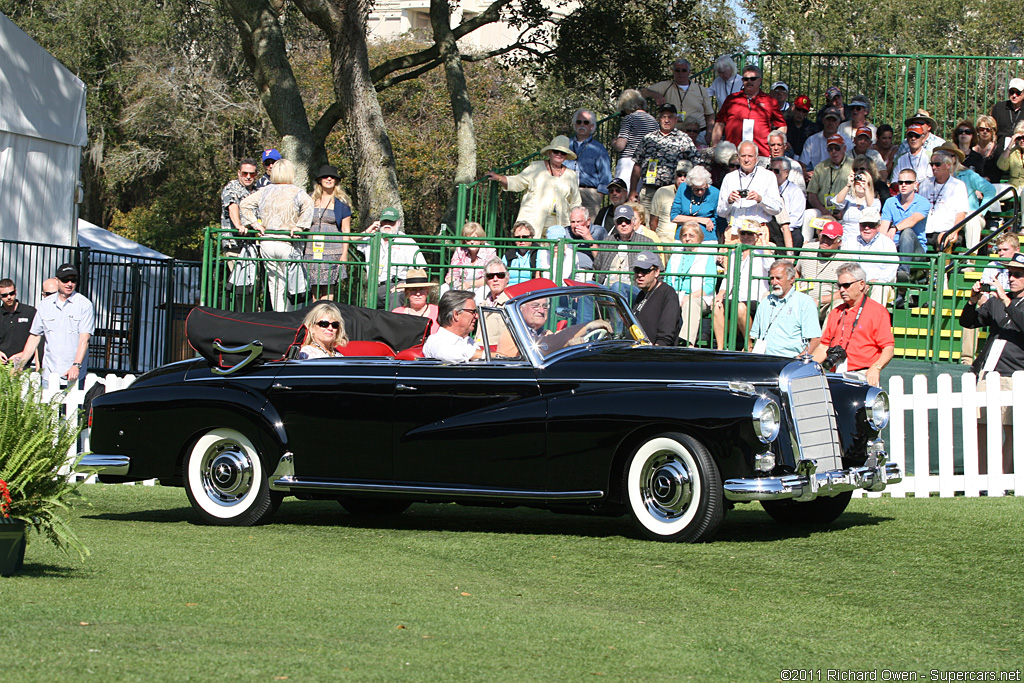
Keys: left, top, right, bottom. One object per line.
{"left": 76, "top": 454, "right": 131, "bottom": 476}
{"left": 724, "top": 440, "right": 902, "bottom": 502}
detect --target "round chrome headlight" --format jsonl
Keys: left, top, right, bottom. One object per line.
{"left": 752, "top": 397, "right": 781, "bottom": 444}
{"left": 865, "top": 388, "right": 890, "bottom": 431}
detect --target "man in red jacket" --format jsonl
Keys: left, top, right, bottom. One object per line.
{"left": 711, "top": 64, "right": 787, "bottom": 158}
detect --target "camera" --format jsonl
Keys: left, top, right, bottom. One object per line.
{"left": 854, "top": 172, "right": 865, "bottom": 182}
{"left": 979, "top": 283, "right": 992, "bottom": 292}
{"left": 737, "top": 189, "right": 748, "bottom": 198}
{"left": 822, "top": 345, "right": 847, "bottom": 372}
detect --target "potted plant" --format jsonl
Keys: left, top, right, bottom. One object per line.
{"left": 0, "top": 369, "right": 88, "bottom": 575}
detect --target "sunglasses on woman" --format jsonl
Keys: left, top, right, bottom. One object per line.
{"left": 956, "top": 129, "right": 973, "bottom": 136}
{"left": 316, "top": 320, "right": 340, "bottom": 329}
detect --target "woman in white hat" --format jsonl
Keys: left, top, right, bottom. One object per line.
{"left": 485, "top": 135, "right": 582, "bottom": 238}
{"left": 392, "top": 268, "right": 440, "bottom": 335}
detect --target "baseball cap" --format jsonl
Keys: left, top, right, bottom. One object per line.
{"left": 810, "top": 217, "right": 843, "bottom": 239}
{"left": 794, "top": 95, "right": 812, "bottom": 111}
{"left": 607, "top": 177, "right": 628, "bottom": 192}
{"left": 849, "top": 94, "right": 870, "bottom": 109}
{"left": 545, "top": 225, "right": 568, "bottom": 240}
{"left": 822, "top": 107, "right": 842, "bottom": 121}
{"left": 261, "top": 149, "right": 282, "bottom": 163}
{"left": 906, "top": 123, "right": 927, "bottom": 136}
{"left": 613, "top": 205, "right": 635, "bottom": 223}
{"left": 825, "top": 86, "right": 842, "bottom": 101}
{"left": 55, "top": 263, "right": 79, "bottom": 279}
{"left": 658, "top": 103, "right": 678, "bottom": 115}
{"left": 826, "top": 133, "right": 846, "bottom": 147}
{"left": 859, "top": 207, "right": 881, "bottom": 224}
{"left": 854, "top": 126, "right": 873, "bottom": 139}
{"left": 737, "top": 219, "right": 762, "bottom": 233}
{"left": 770, "top": 81, "right": 789, "bottom": 92}
{"left": 633, "top": 251, "right": 661, "bottom": 270}
{"left": 379, "top": 207, "right": 401, "bottom": 222}
{"left": 1010, "top": 78, "right": 1024, "bottom": 92}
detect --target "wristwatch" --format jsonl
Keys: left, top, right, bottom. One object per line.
{"left": 72, "top": 362, "right": 82, "bottom": 368}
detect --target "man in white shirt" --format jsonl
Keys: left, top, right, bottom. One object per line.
{"left": 423, "top": 290, "right": 483, "bottom": 363}
{"left": 890, "top": 123, "right": 934, "bottom": 183}
{"left": 839, "top": 95, "right": 876, "bottom": 142}
{"left": 713, "top": 221, "right": 772, "bottom": 350}
{"left": 717, "top": 141, "right": 784, "bottom": 226}
{"left": 918, "top": 150, "right": 969, "bottom": 251}
{"left": 842, "top": 207, "right": 898, "bottom": 304}
{"left": 892, "top": 109, "right": 946, "bottom": 165}
{"left": 799, "top": 108, "right": 852, "bottom": 172}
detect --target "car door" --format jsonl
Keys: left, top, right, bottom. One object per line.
{"left": 266, "top": 357, "right": 397, "bottom": 482}
{"left": 392, "top": 358, "right": 546, "bottom": 491}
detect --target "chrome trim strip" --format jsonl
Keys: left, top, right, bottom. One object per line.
{"left": 272, "top": 477, "right": 604, "bottom": 501}
{"left": 268, "top": 452, "right": 294, "bottom": 490}
{"left": 76, "top": 454, "right": 131, "bottom": 476}
{"left": 723, "top": 450, "right": 902, "bottom": 502}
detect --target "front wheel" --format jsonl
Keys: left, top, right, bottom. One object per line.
{"left": 185, "top": 428, "right": 276, "bottom": 526}
{"left": 761, "top": 490, "right": 853, "bottom": 525}
{"left": 623, "top": 432, "right": 724, "bottom": 542}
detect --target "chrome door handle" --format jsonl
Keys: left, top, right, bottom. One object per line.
{"left": 271, "top": 383, "right": 291, "bottom": 390}
{"left": 396, "top": 384, "right": 417, "bottom": 391}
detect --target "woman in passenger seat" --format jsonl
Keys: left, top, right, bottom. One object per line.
{"left": 298, "top": 302, "right": 349, "bottom": 359}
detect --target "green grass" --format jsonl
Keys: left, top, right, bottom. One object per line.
{"left": 1, "top": 486, "right": 1022, "bottom": 682}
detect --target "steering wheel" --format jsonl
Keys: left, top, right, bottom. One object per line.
{"left": 567, "top": 320, "right": 613, "bottom": 346}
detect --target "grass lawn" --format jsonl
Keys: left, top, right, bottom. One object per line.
{"left": 1, "top": 485, "right": 1022, "bottom": 682}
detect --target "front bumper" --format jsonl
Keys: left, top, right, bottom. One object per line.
{"left": 724, "top": 442, "right": 902, "bottom": 502}
{"left": 76, "top": 454, "right": 131, "bottom": 476}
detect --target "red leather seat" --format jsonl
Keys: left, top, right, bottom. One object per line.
{"left": 395, "top": 344, "right": 425, "bottom": 360}
{"left": 335, "top": 341, "right": 396, "bottom": 357}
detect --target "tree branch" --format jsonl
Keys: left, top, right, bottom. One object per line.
{"left": 375, "top": 59, "right": 444, "bottom": 91}
{"left": 370, "top": 45, "right": 441, "bottom": 83}
{"left": 310, "top": 100, "right": 345, "bottom": 147}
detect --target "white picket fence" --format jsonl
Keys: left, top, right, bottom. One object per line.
{"left": 48, "top": 370, "right": 1022, "bottom": 497}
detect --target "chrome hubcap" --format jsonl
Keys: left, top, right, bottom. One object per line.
{"left": 200, "top": 441, "right": 253, "bottom": 507}
{"left": 640, "top": 450, "right": 693, "bottom": 522}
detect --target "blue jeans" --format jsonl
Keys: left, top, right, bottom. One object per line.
{"left": 897, "top": 228, "right": 925, "bottom": 274}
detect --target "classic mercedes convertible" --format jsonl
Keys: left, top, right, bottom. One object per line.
{"left": 78, "top": 279, "right": 900, "bottom": 542}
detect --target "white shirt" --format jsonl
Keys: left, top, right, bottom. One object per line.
{"left": 918, "top": 176, "right": 970, "bottom": 234}
{"left": 841, "top": 232, "right": 899, "bottom": 283}
{"left": 799, "top": 130, "right": 853, "bottom": 170}
{"left": 839, "top": 121, "right": 877, "bottom": 143}
{"left": 716, "top": 166, "right": 784, "bottom": 225}
{"left": 778, "top": 180, "right": 806, "bottom": 233}
{"left": 890, "top": 149, "right": 932, "bottom": 183}
{"left": 423, "top": 326, "right": 480, "bottom": 363}
{"left": 838, "top": 196, "right": 882, "bottom": 241}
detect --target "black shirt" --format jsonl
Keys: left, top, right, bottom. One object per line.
{"left": 0, "top": 302, "right": 36, "bottom": 358}
{"left": 632, "top": 281, "right": 681, "bottom": 346}
{"left": 960, "top": 294, "right": 1024, "bottom": 374}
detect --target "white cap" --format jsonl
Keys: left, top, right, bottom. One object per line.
{"left": 1010, "top": 78, "right": 1024, "bottom": 92}
{"left": 859, "top": 207, "right": 882, "bottom": 224}
{"left": 770, "top": 81, "right": 789, "bottom": 92}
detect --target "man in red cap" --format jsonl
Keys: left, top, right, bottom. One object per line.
{"left": 890, "top": 123, "right": 933, "bottom": 182}
{"left": 891, "top": 109, "right": 945, "bottom": 176}
{"left": 805, "top": 134, "right": 854, "bottom": 222}
{"left": 710, "top": 64, "right": 786, "bottom": 158}
{"left": 797, "top": 218, "right": 849, "bottom": 320}
{"left": 785, "top": 95, "right": 820, "bottom": 157}
{"left": 799, "top": 107, "right": 851, "bottom": 172}
{"left": 851, "top": 126, "right": 887, "bottom": 176}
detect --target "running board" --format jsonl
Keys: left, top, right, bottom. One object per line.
{"left": 271, "top": 476, "right": 604, "bottom": 502}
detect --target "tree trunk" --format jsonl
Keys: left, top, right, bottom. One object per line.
{"left": 430, "top": 0, "right": 477, "bottom": 189}
{"left": 220, "top": 0, "right": 317, "bottom": 186}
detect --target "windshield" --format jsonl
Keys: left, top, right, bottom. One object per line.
{"left": 513, "top": 289, "right": 648, "bottom": 358}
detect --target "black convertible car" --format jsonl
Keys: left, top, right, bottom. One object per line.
{"left": 78, "top": 280, "right": 900, "bottom": 542}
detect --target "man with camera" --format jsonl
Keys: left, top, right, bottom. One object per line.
{"left": 805, "top": 134, "right": 854, "bottom": 224}
{"left": 717, "top": 141, "right": 784, "bottom": 227}
{"left": 812, "top": 263, "right": 894, "bottom": 387}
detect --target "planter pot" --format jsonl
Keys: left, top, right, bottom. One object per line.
{"left": 0, "top": 519, "right": 27, "bottom": 576}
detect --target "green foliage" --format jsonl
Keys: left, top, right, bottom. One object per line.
{"left": 0, "top": 370, "right": 87, "bottom": 559}
{"left": 548, "top": 0, "right": 744, "bottom": 100}
{"left": 744, "top": 0, "right": 1024, "bottom": 55}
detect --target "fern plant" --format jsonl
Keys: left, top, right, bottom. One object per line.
{"left": 0, "top": 370, "right": 88, "bottom": 559}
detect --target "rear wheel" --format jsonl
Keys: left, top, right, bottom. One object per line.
{"left": 185, "top": 428, "right": 276, "bottom": 526}
{"left": 337, "top": 497, "right": 412, "bottom": 517}
{"left": 624, "top": 432, "right": 724, "bottom": 542}
{"left": 761, "top": 490, "right": 853, "bottom": 525}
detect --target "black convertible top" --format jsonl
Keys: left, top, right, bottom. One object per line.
{"left": 185, "top": 303, "right": 430, "bottom": 369}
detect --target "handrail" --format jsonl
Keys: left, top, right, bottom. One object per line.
{"left": 941, "top": 185, "right": 1020, "bottom": 274}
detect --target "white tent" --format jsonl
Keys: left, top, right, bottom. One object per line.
{"left": 0, "top": 12, "right": 87, "bottom": 246}
{"left": 78, "top": 220, "right": 169, "bottom": 260}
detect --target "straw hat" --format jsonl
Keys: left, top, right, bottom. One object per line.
{"left": 540, "top": 135, "right": 577, "bottom": 160}
{"left": 904, "top": 108, "right": 937, "bottom": 129}
{"left": 396, "top": 268, "right": 438, "bottom": 290}
{"left": 934, "top": 140, "right": 966, "bottom": 164}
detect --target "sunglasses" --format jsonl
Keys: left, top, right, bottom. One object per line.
{"left": 485, "top": 272, "right": 508, "bottom": 280}
{"left": 673, "top": 68, "right": 689, "bottom": 72}
{"left": 827, "top": 145, "right": 843, "bottom": 151}
{"left": 1009, "top": 271, "right": 1024, "bottom": 278}
{"left": 676, "top": 171, "right": 687, "bottom": 177}
{"left": 741, "top": 76, "right": 760, "bottom": 82}
{"left": 929, "top": 161, "right": 944, "bottom": 167}
{"left": 0, "top": 291, "right": 15, "bottom": 298}
{"left": 615, "top": 218, "right": 632, "bottom": 225}
{"left": 977, "top": 126, "right": 994, "bottom": 132}
{"left": 315, "top": 320, "right": 340, "bottom": 329}
{"left": 239, "top": 171, "right": 256, "bottom": 177}
{"left": 837, "top": 279, "right": 864, "bottom": 289}
{"left": 458, "top": 307, "right": 479, "bottom": 316}
{"left": 58, "top": 276, "right": 78, "bottom": 283}
{"left": 956, "top": 129, "right": 973, "bottom": 136}
{"left": 819, "top": 235, "right": 839, "bottom": 243}
{"left": 634, "top": 267, "right": 657, "bottom": 275}
{"left": 41, "top": 290, "right": 57, "bottom": 296}
{"left": 897, "top": 179, "right": 916, "bottom": 185}
{"left": 770, "top": 168, "right": 786, "bottom": 175}
{"left": 906, "top": 133, "right": 922, "bottom": 140}
{"left": 575, "top": 119, "right": 592, "bottom": 125}
{"left": 728, "top": 163, "right": 741, "bottom": 169}
{"left": 1011, "top": 89, "right": 1023, "bottom": 96}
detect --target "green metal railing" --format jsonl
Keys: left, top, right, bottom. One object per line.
{"left": 201, "top": 227, "right": 1018, "bottom": 363}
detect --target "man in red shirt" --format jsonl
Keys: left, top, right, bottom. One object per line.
{"left": 812, "top": 262, "right": 894, "bottom": 387}
{"left": 711, "top": 64, "right": 787, "bottom": 158}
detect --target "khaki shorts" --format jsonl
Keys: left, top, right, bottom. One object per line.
{"left": 977, "top": 376, "right": 1013, "bottom": 426}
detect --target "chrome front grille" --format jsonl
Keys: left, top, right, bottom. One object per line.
{"left": 780, "top": 362, "right": 843, "bottom": 471}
